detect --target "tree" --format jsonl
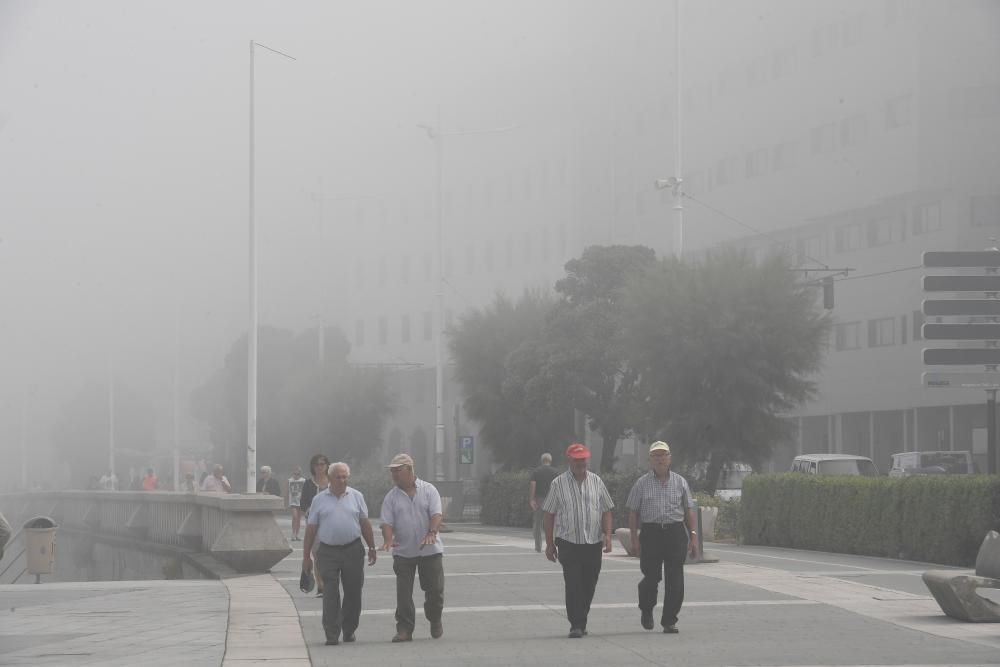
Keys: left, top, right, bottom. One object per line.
{"left": 539, "top": 245, "right": 657, "bottom": 472}
{"left": 449, "top": 291, "right": 575, "bottom": 469}
{"left": 190, "top": 325, "right": 394, "bottom": 489}
{"left": 622, "top": 248, "right": 831, "bottom": 493}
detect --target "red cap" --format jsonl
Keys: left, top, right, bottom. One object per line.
{"left": 565, "top": 443, "right": 590, "bottom": 459}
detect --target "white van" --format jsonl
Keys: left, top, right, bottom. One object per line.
{"left": 790, "top": 454, "right": 879, "bottom": 476}
{"left": 888, "top": 451, "right": 975, "bottom": 477}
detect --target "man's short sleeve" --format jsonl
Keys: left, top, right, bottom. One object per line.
{"left": 426, "top": 483, "right": 443, "bottom": 517}
{"left": 681, "top": 477, "right": 691, "bottom": 512}
{"left": 380, "top": 490, "right": 395, "bottom": 526}
{"left": 597, "top": 479, "right": 614, "bottom": 513}
{"left": 541, "top": 477, "right": 560, "bottom": 514}
{"left": 625, "top": 477, "right": 643, "bottom": 512}
{"left": 356, "top": 489, "right": 369, "bottom": 520}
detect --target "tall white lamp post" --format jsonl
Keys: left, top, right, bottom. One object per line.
{"left": 656, "top": 0, "right": 684, "bottom": 259}
{"left": 248, "top": 40, "right": 295, "bottom": 493}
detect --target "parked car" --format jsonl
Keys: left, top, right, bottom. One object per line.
{"left": 888, "top": 450, "right": 975, "bottom": 477}
{"left": 790, "top": 454, "right": 879, "bottom": 476}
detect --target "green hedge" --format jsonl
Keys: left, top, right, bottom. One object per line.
{"left": 740, "top": 473, "right": 1000, "bottom": 566}
{"left": 480, "top": 469, "right": 649, "bottom": 529}
{"left": 694, "top": 494, "right": 741, "bottom": 541}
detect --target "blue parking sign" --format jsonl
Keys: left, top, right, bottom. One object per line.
{"left": 458, "top": 436, "right": 474, "bottom": 464}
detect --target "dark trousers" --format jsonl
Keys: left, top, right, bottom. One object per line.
{"left": 317, "top": 539, "right": 365, "bottom": 641}
{"left": 392, "top": 553, "right": 444, "bottom": 634}
{"left": 555, "top": 538, "right": 603, "bottom": 631}
{"left": 638, "top": 522, "right": 689, "bottom": 627}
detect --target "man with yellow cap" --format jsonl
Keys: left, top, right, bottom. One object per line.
{"left": 626, "top": 440, "right": 698, "bottom": 634}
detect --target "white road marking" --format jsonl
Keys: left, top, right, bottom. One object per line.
{"left": 277, "top": 568, "right": 636, "bottom": 582}
{"left": 297, "top": 599, "right": 820, "bottom": 617}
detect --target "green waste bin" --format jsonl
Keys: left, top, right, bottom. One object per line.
{"left": 24, "top": 516, "right": 57, "bottom": 576}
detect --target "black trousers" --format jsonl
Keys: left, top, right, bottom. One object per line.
{"left": 638, "top": 522, "right": 689, "bottom": 627}
{"left": 555, "top": 538, "right": 603, "bottom": 631}
{"left": 392, "top": 553, "right": 445, "bottom": 634}
{"left": 317, "top": 539, "right": 365, "bottom": 641}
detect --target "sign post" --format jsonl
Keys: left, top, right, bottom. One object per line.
{"left": 922, "top": 249, "right": 1000, "bottom": 474}
{"left": 458, "top": 436, "right": 474, "bottom": 465}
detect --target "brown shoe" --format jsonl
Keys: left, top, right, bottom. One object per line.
{"left": 391, "top": 631, "right": 412, "bottom": 643}
{"left": 430, "top": 620, "right": 443, "bottom": 639}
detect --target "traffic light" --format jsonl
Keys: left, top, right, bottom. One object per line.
{"left": 822, "top": 276, "right": 834, "bottom": 309}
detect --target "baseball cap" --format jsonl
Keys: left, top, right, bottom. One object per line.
{"left": 299, "top": 569, "right": 315, "bottom": 593}
{"left": 649, "top": 441, "right": 671, "bottom": 454}
{"left": 387, "top": 453, "right": 415, "bottom": 468}
{"left": 565, "top": 443, "right": 590, "bottom": 459}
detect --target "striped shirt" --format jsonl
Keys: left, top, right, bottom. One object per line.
{"left": 625, "top": 470, "right": 692, "bottom": 523}
{"left": 542, "top": 470, "right": 614, "bottom": 545}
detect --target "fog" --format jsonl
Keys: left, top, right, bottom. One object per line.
{"left": 1, "top": 0, "right": 997, "bottom": 489}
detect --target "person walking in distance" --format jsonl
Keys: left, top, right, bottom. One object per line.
{"left": 380, "top": 453, "right": 445, "bottom": 643}
{"left": 302, "top": 462, "right": 377, "bottom": 646}
{"left": 257, "top": 465, "right": 281, "bottom": 496}
{"left": 626, "top": 441, "right": 699, "bottom": 634}
{"left": 301, "top": 454, "right": 330, "bottom": 597}
{"left": 287, "top": 467, "right": 305, "bottom": 541}
{"left": 543, "top": 443, "right": 614, "bottom": 639}
{"left": 529, "top": 453, "right": 559, "bottom": 552}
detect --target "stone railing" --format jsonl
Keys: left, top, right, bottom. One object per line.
{"left": 0, "top": 491, "right": 291, "bottom": 577}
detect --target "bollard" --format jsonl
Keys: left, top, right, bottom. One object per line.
{"left": 24, "top": 516, "right": 58, "bottom": 583}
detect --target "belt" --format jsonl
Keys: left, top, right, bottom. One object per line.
{"left": 320, "top": 537, "right": 361, "bottom": 548}
{"left": 642, "top": 521, "right": 683, "bottom": 530}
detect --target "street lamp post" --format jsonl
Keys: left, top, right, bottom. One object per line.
{"left": 656, "top": 0, "right": 684, "bottom": 259}
{"left": 248, "top": 40, "right": 295, "bottom": 494}
{"left": 418, "top": 118, "right": 517, "bottom": 480}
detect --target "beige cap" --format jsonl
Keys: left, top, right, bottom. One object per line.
{"left": 649, "top": 441, "right": 671, "bottom": 453}
{"left": 386, "top": 453, "right": 415, "bottom": 468}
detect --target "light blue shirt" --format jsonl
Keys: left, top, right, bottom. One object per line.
{"left": 307, "top": 487, "right": 368, "bottom": 546}
{"left": 380, "top": 478, "right": 444, "bottom": 558}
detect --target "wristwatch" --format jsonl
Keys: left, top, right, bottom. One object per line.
{"left": 689, "top": 530, "right": 697, "bottom": 535}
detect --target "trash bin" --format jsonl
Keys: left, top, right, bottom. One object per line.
{"left": 24, "top": 516, "right": 57, "bottom": 576}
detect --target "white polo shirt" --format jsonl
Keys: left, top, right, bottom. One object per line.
{"left": 380, "top": 478, "right": 444, "bottom": 558}
{"left": 307, "top": 487, "right": 368, "bottom": 546}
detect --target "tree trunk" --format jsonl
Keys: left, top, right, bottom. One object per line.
{"left": 704, "top": 450, "right": 726, "bottom": 496}
{"left": 599, "top": 432, "right": 618, "bottom": 473}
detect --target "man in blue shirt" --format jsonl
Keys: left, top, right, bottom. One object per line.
{"left": 302, "top": 462, "right": 377, "bottom": 646}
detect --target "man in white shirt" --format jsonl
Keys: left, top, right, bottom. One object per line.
{"left": 543, "top": 443, "right": 614, "bottom": 639}
{"left": 380, "top": 453, "right": 444, "bottom": 643}
{"left": 200, "top": 464, "right": 232, "bottom": 493}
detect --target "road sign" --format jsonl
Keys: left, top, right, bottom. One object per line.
{"left": 923, "top": 250, "right": 1000, "bottom": 268}
{"left": 923, "top": 348, "right": 1000, "bottom": 365}
{"left": 923, "top": 275, "right": 1000, "bottom": 292}
{"left": 923, "top": 323, "right": 1000, "bottom": 340}
{"left": 458, "top": 435, "right": 474, "bottom": 464}
{"left": 922, "top": 299, "right": 1000, "bottom": 316}
{"left": 923, "top": 371, "right": 1000, "bottom": 389}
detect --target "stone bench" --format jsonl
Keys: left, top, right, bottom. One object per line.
{"left": 922, "top": 530, "right": 1000, "bottom": 622}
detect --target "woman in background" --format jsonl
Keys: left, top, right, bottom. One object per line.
{"left": 300, "top": 454, "right": 329, "bottom": 596}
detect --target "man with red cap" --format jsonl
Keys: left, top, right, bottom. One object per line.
{"left": 542, "top": 443, "right": 614, "bottom": 638}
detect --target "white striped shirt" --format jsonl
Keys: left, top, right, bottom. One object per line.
{"left": 542, "top": 470, "right": 614, "bottom": 545}
{"left": 625, "top": 470, "right": 691, "bottom": 523}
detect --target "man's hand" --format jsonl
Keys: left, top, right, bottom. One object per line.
{"left": 602, "top": 533, "right": 612, "bottom": 553}
{"left": 545, "top": 543, "right": 558, "bottom": 563}
{"left": 529, "top": 498, "right": 538, "bottom": 510}
{"left": 367, "top": 547, "right": 377, "bottom": 566}
{"left": 302, "top": 553, "right": 312, "bottom": 573}
{"left": 420, "top": 531, "right": 437, "bottom": 547}
{"left": 630, "top": 534, "right": 640, "bottom": 557}
{"left": 688, "top": 534, "right": 699, "bottom": 559}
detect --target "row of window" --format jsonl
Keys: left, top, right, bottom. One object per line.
{"left": 354, "top": 311, "right": 452, "bottom": 348}
{"left": 834, "top": 310, "right": 926, "bottom": 351}
{"left": 353, "top": 225, "right": 569, "bottom": 289}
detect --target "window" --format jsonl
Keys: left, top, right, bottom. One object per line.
{"left": 912, "top": 310, "right": 924, "bottom": 341}
{"left": 354, "top": 319, "right": 365, "bottom": 347}
{"left": 797, "top": 235, "right": 828, "bottom": 264}
{"left": 869, "top": 317, "right": 895, "bottom": 347}
{"left": 835, "top": 223, "right": 864, "bottom": 252}
{"left": 867, "top": 217, "right": 896, "bottom": 247}
{"left": 772, "top": 141, "right": 797, "bottom": 171}
{"left": 401, "top": 314, "right": 411, "bottom": 343}
{"left": 885, "top": 94, "right": 913, "bottom": 130}
{"left": 835, "top": 321, "right": 863, "bottom": 351}
{"left": 423, "top": 311, "right": 433, "bottom": 341}
{"left": 840, "top": 114, "right": 867, "bottom": 149}
{"left": 971, "top": 195, "right": 1000, "bottom": 228}
{"left": 378, "top": 317, "right": 387, "bottom": 345}
{"left": 746, "top": 148, "right": 768, "bottom": 179}
{"left": 912, "top": 202, "right": 942, "bottom": 234}
{"left": 811, "top": 123, "right": 837, "bottom": 154}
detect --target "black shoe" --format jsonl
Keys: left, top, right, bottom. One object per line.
{"left": 663, "top": 624, "right": 679, "bottom": 634}
{"left": 343, "top": 633, "right": 355, "bottom": 643}
{"left": 581, "top": 629, "right": 588, "bottom": 636}
{"left": 568, "top": 628, "right": 583, "bottom": 639}
{"left": 641, "top": 610, "right": 654, "bottom": 630}
{"left": 325, "top": 638, "right": 339, "bottom": 645}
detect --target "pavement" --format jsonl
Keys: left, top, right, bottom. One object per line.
{"left": 3, "top": 516, "right": 1000, "bottom": 666}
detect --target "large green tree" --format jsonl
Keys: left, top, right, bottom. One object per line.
{"left": 191, "top": 326, "right": 395, "bottom": 489}
{"left": 449, "top": 291, "right": 575, "bottom": 469}
{"left": 622, "top": 248, "right": 831, "bottom": 492}
{"left": 539, "top": 245, "right": 657, "bottom": 472}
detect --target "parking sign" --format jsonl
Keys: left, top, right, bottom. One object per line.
{"left": 458, "top": 436, "right": 474, "bottom": 464}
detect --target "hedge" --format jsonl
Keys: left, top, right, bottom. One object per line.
{"left": 739, "top": 473, "right": 1000, "bottom": 566}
